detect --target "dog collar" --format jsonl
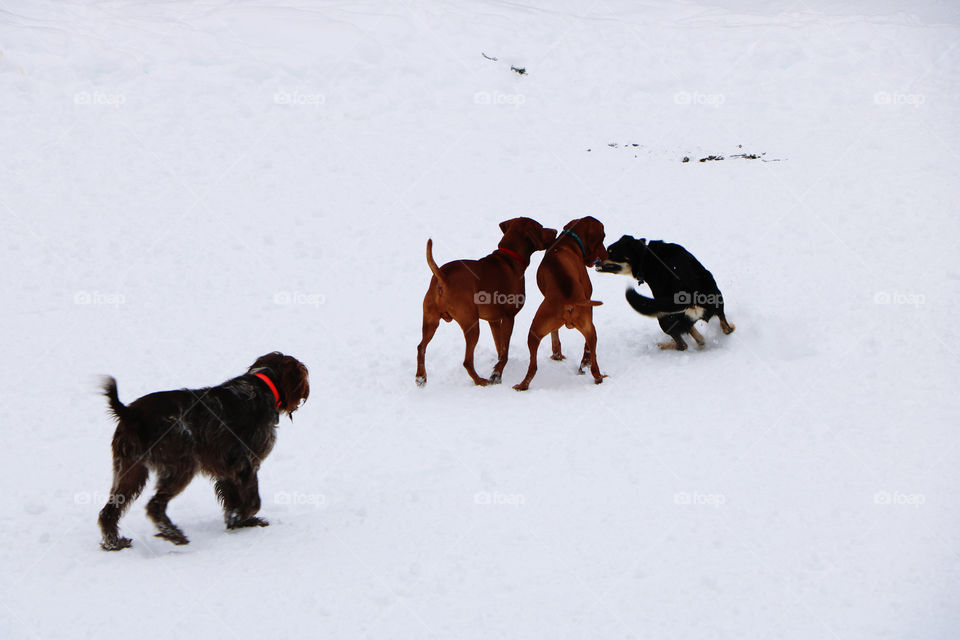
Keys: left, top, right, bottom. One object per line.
{"left": 497, "top": 246, "right": 523, "bottom": 263}
{"left": 560, "top": 229, "right": 586, "bottom": 257}
{"left": 253, "top": 372, "right": 282, "bottom": 409}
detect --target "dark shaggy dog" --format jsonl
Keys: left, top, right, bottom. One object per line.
{"left": 97, "top": 352, "right": 310, "bottom": 551}
{"left": 596, "top": 236, "right": 735, "bottom": 350}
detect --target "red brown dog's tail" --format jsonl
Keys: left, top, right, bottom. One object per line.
{"left": 426, "top": 239, "right": 448, "bottom": 291}
{"left": 562, "top": 300, "right": 603, "bottom": 328}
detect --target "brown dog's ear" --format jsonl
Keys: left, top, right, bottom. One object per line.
{"left": 499, "top": 219, "right": 513, "bottom": 234}
{"left": 541, "top": 227, "right": 558, "bottom": 248}
{"left": 589, "top": 219, "right": 608, "bottom": 262}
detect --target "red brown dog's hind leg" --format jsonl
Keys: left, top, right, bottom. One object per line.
{"left": 550, "top": 331, "right": 566, "bottom": 361}
{"left": 489, "top": 316, "right": 514, "bottom": 384}
{"left": 457, "top": 315, "right": 489, "bottom": 386}
{"left": 514, "top": 305, "right": 562, "bottom": 391}
{"left": 416, "top": 296, "right": 442, "bottom": 387}
{"left": 574, "top": 311, "right": 606, "bottom": 384}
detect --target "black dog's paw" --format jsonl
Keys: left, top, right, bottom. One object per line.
{"left": 100, "top": 536, "right": 133, "bottom": 551}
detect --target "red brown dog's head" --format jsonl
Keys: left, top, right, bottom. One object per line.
{"left": 249, "top": 352, "right": 310, "bottom": 416}
{"left": 562, "top": 216, "right": 608, "bottom": 265}
{"left": 499, "top": 217, "right": 558, "bottom": 253}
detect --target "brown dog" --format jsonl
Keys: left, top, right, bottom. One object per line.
{"left": 416, "top": 217, "right": 557, "bottom": 387}
{"left": 513, "top": 216, "right": 608, "bottom": 391}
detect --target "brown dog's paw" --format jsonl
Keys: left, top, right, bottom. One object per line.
{"left": 550, "top": 354, "right": 566, "bottom": 361}
{"left": 415, "top": 376, "right": 427, "bottom": 387}
{"left": 512, "top": 383, "right": 529, "bottom": 391}
{"left": 474, "top": 378, "right": 490, "bottom": 387}
{"left": 593, "top": 374, "right": 608, "bottom": 385}
{"left": 100, "top": 536, "right": 133, "bottom": 551}
{"left": 489, "top": 372, "right": 502, "bottom": 384}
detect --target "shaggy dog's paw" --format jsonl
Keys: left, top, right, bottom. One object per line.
{"left": 228, "top": 516, "right": 269, "bottom": 529}
{"left": 100, "top": 536, "right": 133, "bottom": 551}
{"left": 155, "top": 528, "right": 190, "bottom": 545}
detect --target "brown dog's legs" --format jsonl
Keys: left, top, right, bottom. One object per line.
{"left": 458, "top": 316, "right": 489, "bottom": 386}
{"left": 98, "top": 461, "right": 148, "bottom": 551}
{"left": 146, "top": 465, "right": 194, "bottom": 545}
{"left": 489, "top": 316, "right": 514, "bottom": 384}
{"left": 577, "top": 343, "right": 591, "bottom": 374}
{"left": 416, "top": 311, "right": 441, "bottom": 387}
{"left": 514, "top": 305, "right": 562, "bottom": 391}
{"left": 550, "top": 331, "right": 565, "bottom": 361}
{"left": 575, "top": 314, "right": 605, "bottom": 384}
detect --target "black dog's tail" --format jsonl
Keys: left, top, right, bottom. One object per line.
{"left": 625, "top": 288, "right": 688, "bottom": 317}
{"left": 102, "top": 377, "right": 131, "bottom": 423}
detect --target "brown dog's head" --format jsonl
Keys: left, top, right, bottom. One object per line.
{"left": 499, "top": 217, "right": 557, "bottom": 253}
{"left": 562, "top": 216, "right": 608, "bottom": 265}
{"left": 249, "top": 352, "right": 310, "bottom": 416}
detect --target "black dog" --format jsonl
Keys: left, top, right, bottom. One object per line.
{"left": 596, "top": 236, "right": 735, "bottom": 350}
{"left": 97, "top": 352, "right": 310, "bottom": 551}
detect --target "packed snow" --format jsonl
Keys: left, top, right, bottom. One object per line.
{"left": 1, "top": 0, "right": 958, "bottom": 638}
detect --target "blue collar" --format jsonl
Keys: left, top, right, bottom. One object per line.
{"left": 560, "top": 229, "right": 586, "bottom": 256}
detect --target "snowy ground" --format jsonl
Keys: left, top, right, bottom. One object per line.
{"left": 1, "top": 0, "right": 958, "bottom": 638}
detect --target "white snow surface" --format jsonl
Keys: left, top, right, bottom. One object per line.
{"left": 1, "top": 0, "right": 958, "bottom": 638}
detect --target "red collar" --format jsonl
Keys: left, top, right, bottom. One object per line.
{"left": 253, "top": 372, "right": 282, "bottom": 409}
{"left": 497, "top": 246, "right": 523, "bottom": 263}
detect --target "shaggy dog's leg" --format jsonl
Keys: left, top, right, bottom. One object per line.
{"left": 219, "top": 469, "right": 269, "bottom": 529}
{"left": 146, "top": 465, "right": 195, "bottom": 545}
{"left": 99, "top": 461, "right": 148, "bottom": 551}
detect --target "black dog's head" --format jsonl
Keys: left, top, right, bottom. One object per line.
{"left": 249, "top": 352, "right": 310, "bottom": 416}
{"left": 596, "top": 235, "right": 647, "bottom": 282}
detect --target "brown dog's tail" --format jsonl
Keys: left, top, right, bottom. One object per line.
{"left": 562, "top": 300, "right": 603, "bottom": 328}
{"left": 426, "top": 239, "right": 448, "bottom": 291}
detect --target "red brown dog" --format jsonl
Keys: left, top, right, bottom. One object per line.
{"left": 416, "top": 217, "right": 557, "bottom": 387}
{"left": 513, "top": 216, "right": 608, "bottom": 391}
